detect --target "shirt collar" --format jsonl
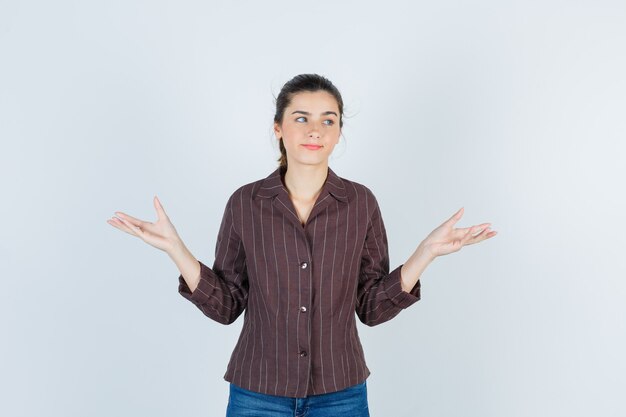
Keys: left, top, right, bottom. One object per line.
{"left": 254, "top": 165, "right": 348, "bottom": 202}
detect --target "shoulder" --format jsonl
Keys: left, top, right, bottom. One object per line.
{"left": 225, "top": 178, "right": 263, "bottom": 207}
{"left": 338, "top": 176, "right": 385, "bottom": 228}
{"left": 336, "top": 174, "right": 379, "bottom": 207}
{"left": 223, "top": 170, "right": 277, "bottom": 209}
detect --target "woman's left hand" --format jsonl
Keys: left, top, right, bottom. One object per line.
{"left": 421, "top": 207, "right": 497, "bottom": 259}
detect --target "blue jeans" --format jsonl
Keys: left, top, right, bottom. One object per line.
{"left": 226, "top": 380, "right": 370, "bottom": 417}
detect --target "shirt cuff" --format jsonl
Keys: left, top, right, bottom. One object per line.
{"left": 178, "top": 260, "right": 216, "bottom": 304}
{"left": 384, "top": 264, "right": 421, "bottom": 309}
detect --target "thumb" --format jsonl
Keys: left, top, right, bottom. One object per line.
{"left": 445, "top": 207, "right": 464, "bottom": 227}
{"left": 154, "top": 195, "right": 169, "bottom": 220}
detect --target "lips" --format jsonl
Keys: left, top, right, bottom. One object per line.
{"left": 302, "top": 144, "right": 322, "bottom": 150}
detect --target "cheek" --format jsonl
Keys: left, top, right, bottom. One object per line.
{"left": 284, "top": 126, "right": 305, "bottom": 143}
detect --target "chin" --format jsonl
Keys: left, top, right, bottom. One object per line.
{"left": 292, "top": 159, "right": 328, "bottom": 167}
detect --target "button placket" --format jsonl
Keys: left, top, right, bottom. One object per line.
{"left": 295, "top": 233, "right": 313, "bottom": 395}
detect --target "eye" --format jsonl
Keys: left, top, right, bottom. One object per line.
{"left": 295, "top": 116, "right": 335, "bottom": 125}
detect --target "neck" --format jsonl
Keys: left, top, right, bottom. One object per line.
{"left": 282, "top": 162, "right": 329, "bottom": 201}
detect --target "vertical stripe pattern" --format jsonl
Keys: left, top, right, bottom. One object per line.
{"left": 178, "top": 166, "right": 421, "bottom": 398}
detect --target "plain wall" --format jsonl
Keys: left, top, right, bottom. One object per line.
{"left": 1, "top": 1, "right": 625, "bottom": 416}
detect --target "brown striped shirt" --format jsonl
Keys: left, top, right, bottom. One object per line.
{"left": 178, "top": 165, "right": 421, "bottom": 398}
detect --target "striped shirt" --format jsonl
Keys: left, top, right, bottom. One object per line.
{"left": 178, "top": 165, "right": 421, "bottom": 398}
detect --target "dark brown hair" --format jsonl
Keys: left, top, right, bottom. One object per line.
{"left": 273, "top": 74, "right": 344, "bottom": 169}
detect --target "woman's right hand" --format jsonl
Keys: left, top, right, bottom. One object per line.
{"left": 107, "top": 195, "right": 182, "bottom": 254}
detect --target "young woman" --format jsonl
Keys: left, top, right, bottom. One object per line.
{"left": 107, "top": 74, "right": 497, "bottom": 416}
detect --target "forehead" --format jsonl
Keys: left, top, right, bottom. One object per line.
{"left": 287, "top": 90, "right": 339, "bottom": 112}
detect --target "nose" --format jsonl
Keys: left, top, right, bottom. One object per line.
{"left": 308, "top": 123, "right": 322, "bottom": 139}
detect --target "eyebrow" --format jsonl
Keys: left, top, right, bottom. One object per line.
{"left": 291, "top": 110, "right": 338, "bottom": 117}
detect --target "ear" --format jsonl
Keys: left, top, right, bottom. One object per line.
{"left": 273, "top": 122, "right": 282, "bottom": 139}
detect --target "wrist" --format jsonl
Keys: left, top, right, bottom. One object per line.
{"left": 416, "top": 241, "right": 436, "bottom": 263}
{"left": 167, "top": 238, "right": 187, "bottom": 258}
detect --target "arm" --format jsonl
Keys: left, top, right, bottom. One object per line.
{"left": 173, "top": 194, "right": 249, "bottom": 325}
{"left": 400, "top": 242, "right": 435, "bottom": 293}
{"left": 109, "top": 194, "right": 248, "bottom": 325}
{"left": 168, "top": 240, "right": 201, "bottom": 292}
{"left": 355, "top": 194, "right": 425, "bottom": 327}
{"left": 355, "top": 202, "right": 497, "bottom": 327}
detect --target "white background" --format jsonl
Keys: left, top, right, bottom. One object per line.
{"left": 1, "top": 1, "right": 625, "bottom": 416}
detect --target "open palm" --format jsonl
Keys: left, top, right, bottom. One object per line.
{"left": 107, "top": 196, "right": 181, "bottom": 253}
{"left": 423, "top": 207, "right": 497, "bottom": 258}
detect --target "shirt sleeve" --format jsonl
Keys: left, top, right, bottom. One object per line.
{"left": 355, "top": 193, "right": 421, "bottom": 327}
{"left": 178, "top": 193, "right": 249, "bottom": 325}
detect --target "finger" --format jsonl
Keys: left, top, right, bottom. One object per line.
{"left": 116, "top": 215, "right": 144, "bottom": 237}
{"left": 114, "top": 211, "right": 147, "bottom": 228}
{"left": 481, "top": 228, "right": 498, "bottom": 240}
{"left": 108, "top": 217, "right": 137, "bottom": 236}
{"left": 114, "top": 216, "right": 138, "bottom": 235}
{"left": 472, "top": 226, "right": 489, "bottom": 240}
{"left": 461, "top": 226, "right": 481, "bottom": 245}
{"left": 450, "top": 226, "right": 472, "bottom": 241}
{"left": 445, "top": 207, "right": 465, "bottom": 228}
{"left": 465, "top": 226, "right": 492, "bottom": 245}
{"left": 457, "top": 223, "right": 491, "bottom": 237}
{"left": 107, "top": 218, "right": 126, "bottom": 232}
{"left": 451, "top": 221, "right": 485, "bottom": 240}
{"left": 154, "top": 195, "right": 169, "bottom": 221}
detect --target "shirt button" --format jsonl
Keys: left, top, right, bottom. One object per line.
{"left": 300, "top": 306, "right": 307, "bottom": 312}
{"left": 299, "top": 351, "right": 308, "bottom": 357}
{"left": 300, "top": 261, "right": 308, "bottom": 269}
